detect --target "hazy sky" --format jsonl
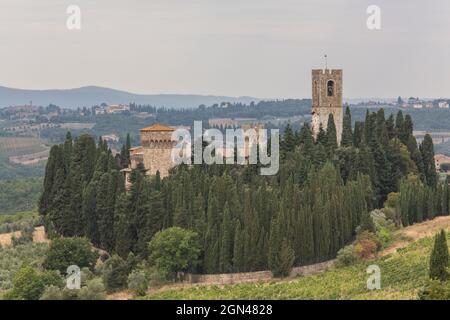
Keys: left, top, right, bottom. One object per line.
{"left": 0, "top": 0, "right": 449, "bottom": 99}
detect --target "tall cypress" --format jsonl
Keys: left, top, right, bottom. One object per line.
{"left": 420, "top": 134, "right": 437, "bottom": 188}
{"left": 341, "top": 106, "right": 353, "bottom": 147}
{"left": 429, "top": 230, "right": 449, "bottom": 282}
{"left": 326, "top": 114, "right": 338, "bottom": 153}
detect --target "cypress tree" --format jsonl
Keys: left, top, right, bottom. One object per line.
{"left": 316, "top": 124, "right": 327, "bottom": 146}
{"left": 420, "top": 134, "right": 437, "bottom": 188}
{"left": 282, "top": 123, "right": 296, "bottom": 154}
{"left": 97, "top": 173, "right": 116, "bottom": 252}
{"left": 353, "top": 121, "right": 365, "bottom": 147}
{"left": 82, "top": 181, "right": 99, "bottom": 245}
{"left": 386, "top": 114, "right": 396, "bottom": 140}
{"left": 341, "top": 106, "right": 353, "bottom": 147}
{"left": 219, "top": 203, "right": 233, "bottom": 273}
{"left": 429, "top": 230, "right": 449, "bottom": 282}
{"left": 395, "top": 110, "right": 404, "bottom": 139}
{"left": 326, "top": 114, "right": 338, "bottom": 153}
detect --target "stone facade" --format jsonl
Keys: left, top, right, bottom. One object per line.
{"left": 311, "top": 69, "right": 343, "bottom": 145}
{"left": 122, "top": 124, "right": 176, "bottom": 189}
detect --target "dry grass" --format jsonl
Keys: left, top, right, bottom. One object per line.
{"left": 0, "top": 226, "right": 49, "bottom": 247}
{"left": 381, "top": 215, "right": 450, "bottom": 256}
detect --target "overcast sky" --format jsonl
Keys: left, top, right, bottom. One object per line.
{"left": 0, "top": 0, "right": 448, "bottom": 99}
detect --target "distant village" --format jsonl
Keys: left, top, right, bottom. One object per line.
{"left": 352, "top": 97, "right": 449, "bottom": 109}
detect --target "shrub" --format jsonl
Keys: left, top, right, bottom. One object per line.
{"left": 357, "top": 211, "right": 376, "bottom": 234}
{"left": 384, "top": 192, "right": 399, "bottom": 209}
{"left": 4, "top": 265, "right": 65, "bottom": 300}
{"left": 78, "top": 278, "right": 106, "bottom": 300}
{"left": 102, "top": 255, "right": 129, "bottom": 293}
{"left": 148, "top": 227, "right": 201, "bottom": 280}
{"left": 418, "top": 280, "right": 450, "bottom": 300}
{"left": 357, "top": 231, "right": 382, "bottom": 251}
{"left": 127, "top": 270, "right": 148, "bottom": 296}
{"left": 40, "top": 285, "right": 63, "bottom": 300}
{"left": 80, "top": 267, "right": 94, "bottom": 286}
{"left": 354, "top": 239, "right": 378, "bottom": 259}
{"left": 143, "top": 264, "right": 167, "bottom": 287}
{"left": 43, "top": 238, "right": 98, "bottom": 274}
{"left": 40, "top": 269, "right": 65, "bottom": 288}
{"left": 4, "top": 265, "right": 43, "bottom": 300}
{"left": 336, "top": 245, "right": 359, "bottom": 267}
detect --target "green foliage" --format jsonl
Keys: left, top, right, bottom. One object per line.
{"left": 335, "top": 245, "right": 359, "bottom": 268}
{"left": 341, "top": 106, "right": 353, "bottom": 147}
{"left": 0, "top": 243, "right": 48, "bottom": 291}
{"left": 0, "top": 177, "right": 42, "bottom": 214}
{"left": 144, "top": 234, "right": 446, "bottom": 300}
{"left": 269, "top": 237, "right": 295, "bottom": 278}
{"left": 429, "top": 230, "right": 449, "bottom": 281}
{"left": 4, "top": 265, "right": 44, "bottom": 300}
{"left": 148, "top": 227, "right": 201, "bottom": 280}
{"left": 38, "top": 107, "right": 440, "bottom": 278}
{"left": 4, "top": 265, "right": 63, "bottom": 300}
{"left": 127, "top": 270, "right": 148, "bottom": 296}
{"left": 102, "top": 255, "right": 129, "bottom": 293}
{"left": 43, "top": 238, "right": 98, "bottom": 274}
{"left": 78, "top": 278, "right": 107, "bottom": 300}
{"left": 418, "top": 279, "right": 450, "bottom": 300}
{"left": 39, "top": 285, "right": 64, "bottom": 300}
{"left": 358, "top": 211, "right": 376, "bottom": 234}
{"left": 0, "top": 211, "right": 40, "bottom": 234}
{"left": 39, "top": 278, "right": 106, "bottom": 300}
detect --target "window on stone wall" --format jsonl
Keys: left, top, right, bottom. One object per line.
{"left": 327, "top": 80, "right": 334, "bottom": 97}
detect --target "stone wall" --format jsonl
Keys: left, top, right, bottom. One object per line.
{"left": 182, "top": 259, "right": 336, "bottom": 285}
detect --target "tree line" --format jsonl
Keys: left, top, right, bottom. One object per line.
{"left": 39, "top": 108, "right": 447, "bottom": 275}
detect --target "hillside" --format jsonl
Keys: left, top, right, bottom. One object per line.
{"left": 0, "top": 86, "right": 259, "bottom": 109}
{"left": 142, "top": 218, "right": 450, "bottom": 300}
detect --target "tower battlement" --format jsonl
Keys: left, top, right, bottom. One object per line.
{"left": 312, "top": 69, "right": 343, "bottom": 76}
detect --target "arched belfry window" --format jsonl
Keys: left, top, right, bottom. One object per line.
{"left": 327, "top": 80, "right": 334, "bottom": 97}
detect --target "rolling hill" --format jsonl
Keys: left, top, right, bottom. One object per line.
{"left": 0, "top": 86, "right": 259, "bottom": 109}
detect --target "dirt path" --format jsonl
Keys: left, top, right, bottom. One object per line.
{"left": 381, "top": 215, "right": 450, "bottom": 256}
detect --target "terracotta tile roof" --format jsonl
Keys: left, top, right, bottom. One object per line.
{"left": 140, "top": 124, "right": 175, "bottom": 132}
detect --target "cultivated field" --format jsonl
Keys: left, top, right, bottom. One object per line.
{"left": 0, "top": 137, "right": 49, "bottom": 157}
{"left": 142, "top": 217, "right": 450, "bottom": 300}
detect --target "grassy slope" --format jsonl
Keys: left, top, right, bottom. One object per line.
{"left": 144, "top": 233, "right": 449, "bottom": 300}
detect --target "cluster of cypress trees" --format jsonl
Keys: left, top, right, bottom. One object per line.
{"left": 398, "top": 177, "right": 450, "bottom": 227}
{"left": 39, "top": 107, "right": 444, "bottom": 274}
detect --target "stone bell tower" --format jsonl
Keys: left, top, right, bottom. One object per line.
{"left": 311, "top": 68, "right": 343, "bottom": 145}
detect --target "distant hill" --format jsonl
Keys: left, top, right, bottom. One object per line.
{"left": 0, "top": 86, "right": 259, "bottom": 109}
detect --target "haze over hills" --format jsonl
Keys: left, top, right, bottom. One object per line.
{"left": 0, "top": 86, "right": 260, "bottom": 109}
